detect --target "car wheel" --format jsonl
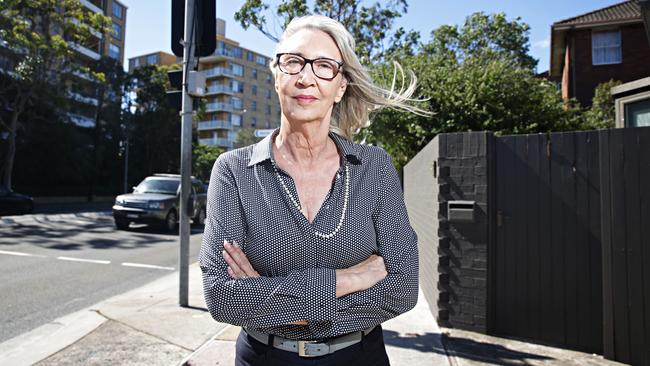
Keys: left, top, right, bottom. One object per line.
{"left": 193, "top": 206, "right": 206, "bottom": 226}
{"left": 115, "top": 218, "right": 130, "bottom": 230}
{"left": 163, "top": 210, "right": 178, "bottom": 232}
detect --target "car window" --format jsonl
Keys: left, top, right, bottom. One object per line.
{"left": 137, "top": 179, "right": 179, "bottom": 194}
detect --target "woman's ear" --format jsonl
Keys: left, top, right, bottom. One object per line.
{"left": 334, "top": 75, "right": 348, "bottom": 103}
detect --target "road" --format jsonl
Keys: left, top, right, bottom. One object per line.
{"left": 0, "top": 212, "right": 204, "bottom": 343}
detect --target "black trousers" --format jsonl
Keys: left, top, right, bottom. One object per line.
{"left": 235, "top": 325, "right": 391, "bottom": 366}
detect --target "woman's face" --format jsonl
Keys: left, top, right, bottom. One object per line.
{"left": 274, "top": 28, "right": 347, "bottom": 126}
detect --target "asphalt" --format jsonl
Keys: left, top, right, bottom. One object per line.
{"left": 0, "top": 212, "right": 629, "bottom": 366}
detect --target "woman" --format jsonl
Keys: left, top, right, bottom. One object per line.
{"left": 199, "top": 15, "right": 426, "bottom": 366}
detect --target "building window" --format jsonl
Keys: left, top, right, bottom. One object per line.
{"left": 251, "top": 117, "right": 257, "bottom": 127}
{"left": 231, "top": 80, "right": 243, "bottom": 93}
{"left": 251, "top": 101, "right": 257, "bottom": 111}
{"left": 252, "top": 68, "right": 257, "bottom": 79}
{"left": 232, "top": 47, "right": 242, "bottom": 58}
{"left": 132, "top": 58, "right": 140, "bottom": 67}
{"left": 231, "top": 63, "right": 244, "bottom": 76}
{"left": 265, "top": 89, "right": 272, "bottom": 99}
{"left": 251, "top": 85, "right": 257, "bottom": 95}
{"left": 266, "top": 74, "right": 272, "bottom": 84}
{"left": 266, "top": 105, "right": 271, "bottom": 114}
{"left": 256, "top": 55, "right": 266, "bottom": 65}
{"left": 592, "top": 30, "right": 621, "bottom": 65}
{"left": 231, "top": 114, "right": 242, "bottom": 126}
{"left": 247, "top": 51, "right": 254, "bottom": 62}
{"left": 625, "top": 98, "right": 650, "bottom": 127}
{"left": 112, "top": 2, "right": 123, "bottom": 19}
{"left": 109, "top": 43, "right": 120, "bottom": 59}
{"left": 232, "top": 97, "right": 243, "bottom": 109}
{"left": 265, "top": 120, "right": 271, "bottom": 128}
{"left": 147, "top": 54, "right": 158, "bottom": 65}
{"left": 111, "top": 22, "right": 121, "bottom": 40}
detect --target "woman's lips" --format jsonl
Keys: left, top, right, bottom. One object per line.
{"left": 294, "top": 95, "right": 317, "bottom": 103}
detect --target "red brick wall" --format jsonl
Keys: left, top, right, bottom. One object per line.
{"left": 569, "top": 23, "right": 650, "bottom": 107}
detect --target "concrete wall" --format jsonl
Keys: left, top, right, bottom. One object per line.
{"left": 404, "top": 136, "right": 440, "bottom": 320}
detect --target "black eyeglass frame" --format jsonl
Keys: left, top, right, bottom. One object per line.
{"left": 275, "top": 53, "right": 344, "bottom": 81}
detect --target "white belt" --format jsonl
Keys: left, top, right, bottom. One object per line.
{"left": 243, "top": 326, "right": 376, "bottom": 358}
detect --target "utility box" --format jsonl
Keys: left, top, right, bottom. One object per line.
{"left": 448, "top": 200, "right": 475, "bottom": 223}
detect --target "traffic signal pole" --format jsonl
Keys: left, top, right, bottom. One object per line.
{"left": 178, "top": 0, "right": 195, "bottom": 307}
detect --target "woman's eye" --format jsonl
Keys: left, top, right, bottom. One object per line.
{"left": 316, "top": 61, "right": 334, "bottom": 69}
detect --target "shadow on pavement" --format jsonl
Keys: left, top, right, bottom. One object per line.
{"left": 383, "top": 330, "right": 445, "bottom": 354}
{"left": 441, "top": 334, "right": 555, "bottom": 365}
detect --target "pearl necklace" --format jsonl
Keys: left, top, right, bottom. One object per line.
{"left": 271, "top": 160, "right": 349, "bottom": 239}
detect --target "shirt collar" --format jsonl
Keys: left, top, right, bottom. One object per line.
{"left": 247, "top": 128, "right": 362, "bottom": 167}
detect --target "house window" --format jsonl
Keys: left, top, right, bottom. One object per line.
{"left": 252, "top": 68, "right": 257, "bottom": 79}
{"left": 251, "top": 85, "right": 257, "bottom": 95}
{"left": 147, "top": 54, "right": 158, "bottom": 65}
{"left": 266, "top": 74, "right": 272, "bottom": 84}
{"left": 109, "top": 44, "right": 120, "bottom": 59}
{"left": 265, "top": 89, "right": 272, "bottom": 99}
{"left": 230, "top": 80, "right": 243, "bottom": 93}
{"left": 232, "top": 97, "right": 243, "bottom": 109}
{"left": 231, "top": 114, "right": 242, "bottom": 126}
{"left": 132, "top": 58, "right": 140, "bottom": 67}
{"left": 256, "top": 55, "right": 267, "bottom": 65}
{"left": 625, "top": 98, "right": 650, "bottom": 127}
{"left": 592, "top": 31, "right": 621, "bottom": 65}
{"left": 111, "top": 22, "right": 121, "bottom": 40}
{"left": 112, "top": 2, "right": 123, "bottom": 19}
{"left": 232, "top": 47, "right": 242, "bottom": 58}
{"left": 251, "top": 101, "right": 257, "bottom": 111}
{"left": 266, "top": 104, "right": 271, "bottom": 114}
{"left": 251, "top": 117, "right": 257, "bottom": 127}
{"left": 231, "top": 63, "right": 244, "bottom": 76}
{"left": 247, "top": 51, "right": 254, "bottom": 62}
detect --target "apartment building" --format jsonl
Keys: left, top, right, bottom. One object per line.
{"left": 196, "top": 19, "right": 281, "bottom": 150}
{"left": 67, "top": 0, "right": 127, "bottom": 128}
{"left": 130, "top": 18, "right": 280, "bottom": 150}
{"left": 0, "top": 1, "right": 127, "bottom": 128}
{"left": 128, "top": 51, "right": 179, "bottom": 73}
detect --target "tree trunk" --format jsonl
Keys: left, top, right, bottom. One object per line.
{"left": 2, "top": 96, "right": 26, "bottom": 191}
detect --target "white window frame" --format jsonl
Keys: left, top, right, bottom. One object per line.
{"left": 592, "top": 30, "right": 622, "bottom": 65}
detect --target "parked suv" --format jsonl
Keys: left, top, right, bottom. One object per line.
{"left": 112, "top": 174, "right": 207, "bottom": 231}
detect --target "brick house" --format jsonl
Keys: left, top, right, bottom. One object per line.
{"left": 550, "top": 0, "right": 650, "bottom": 107}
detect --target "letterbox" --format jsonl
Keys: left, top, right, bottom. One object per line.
{"left": 447, "top": 200, "right": 475, "bottom": 223}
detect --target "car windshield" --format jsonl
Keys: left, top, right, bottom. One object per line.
{"left": 136, "top": 179, "right": 179, "bottom": 194}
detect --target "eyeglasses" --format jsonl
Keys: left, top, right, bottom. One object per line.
{"left": 275, "top": 53, "right": 343, "bottom": 81}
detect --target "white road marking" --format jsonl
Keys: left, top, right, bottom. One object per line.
{"left": 0, "top": 250, "right": 46, "bottom": 258}
{"left": 122, "top": 262, "right": 175, "bottom": 271}
{"left": 57, "top": 256, "right": 111, "bottom": 264}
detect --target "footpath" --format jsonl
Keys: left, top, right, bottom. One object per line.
{"left": 0, "top": 243, "right": 625, "bottom": 365}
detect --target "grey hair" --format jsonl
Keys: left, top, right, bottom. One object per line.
{"left": 269, "top": 15, "right": 429, "bottom": 139}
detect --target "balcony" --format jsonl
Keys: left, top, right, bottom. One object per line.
{"left": 67, "top": 91, "right": 99, "bottom": 106}
{"left": 205, "top": 102, "right": 234, "bottom": 112}
{"left": 70, "top": 43, "right": 101, "bottom": 60}
{"left": 199, "top": 137, "right": 233, "bottom": 149}
{"left": 80, "top": 0, "right": 102, "bottom": 14}
{"left": 199, "top": 48, "right": 239, "bottom": 63}
{"left": 203, "top": 67, "right": 234, "bottom": 79}
{"left": 205, "top": 84, "right": 234, "bottom": 95}
{"left": 198, "top": 120, "right": 233, "bottom": 130}
{"left": 67, "top": 113, "right": 95, "bottom": 128}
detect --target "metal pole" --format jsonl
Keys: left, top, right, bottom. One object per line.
{"left": 179, "top": 0, "right": 195, "bottom": 307}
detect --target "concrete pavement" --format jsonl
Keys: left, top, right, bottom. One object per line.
{"left": 0, "top": 259, "right": 626, "bottom": 366}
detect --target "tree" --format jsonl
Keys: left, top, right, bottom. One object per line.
{"left": 235, "top": 0, "right": 409, "bottom": 61}
{"left": 235, "top": 127, "right": 263, "bottom": 148}
{"left": 127, "top": 65, "right": 182, "bottom": 184}
{"left": 582, "top": 80, "right": 622, "bottom": 130}
{"left": 193, "top": 143, "right": 224, "bottom": 182}
{"left": 0, "top": 0, "right": 110, "bottom": 191}
{"left": 359, "top": 12, "right": 577, "bottom": 171}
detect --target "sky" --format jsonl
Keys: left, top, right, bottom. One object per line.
{"left": 120, "top": 0, "right": 625, "bottom": 73}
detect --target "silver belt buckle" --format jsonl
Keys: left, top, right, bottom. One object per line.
{"left": 297, "top": 340, "right": 320, "bottom": 357}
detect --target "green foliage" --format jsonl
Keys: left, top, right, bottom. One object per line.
{"left": 235, "top": 127, "right": 263, "bottom": 148}
{"left": 192, "top": 143, "right": 224, "bottom": 182}
{"left": 235, "top": 0, "right": 408, "bottom": 61}
{"left": 581, "top": 80, "right": 622, "bottom": 130}
{"left": 359, "top": 12, "right": 577, "bottom": 171}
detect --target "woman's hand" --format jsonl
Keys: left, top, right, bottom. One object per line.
{"left": 335, "top": 254, "right": 387, "bottom": 298}
{"left": 222, "top": 240, "right": 260, "bottom": 279}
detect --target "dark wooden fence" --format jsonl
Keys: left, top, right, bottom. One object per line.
{"left": 405, "top": 127, "right": 650, "bottom": 365}
{"left": 493, "top": 131, "right": 602, "bottom": 353}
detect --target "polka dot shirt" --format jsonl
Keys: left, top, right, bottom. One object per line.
{"left": 199, "top": 129, "right": 419, "bottom": 340}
